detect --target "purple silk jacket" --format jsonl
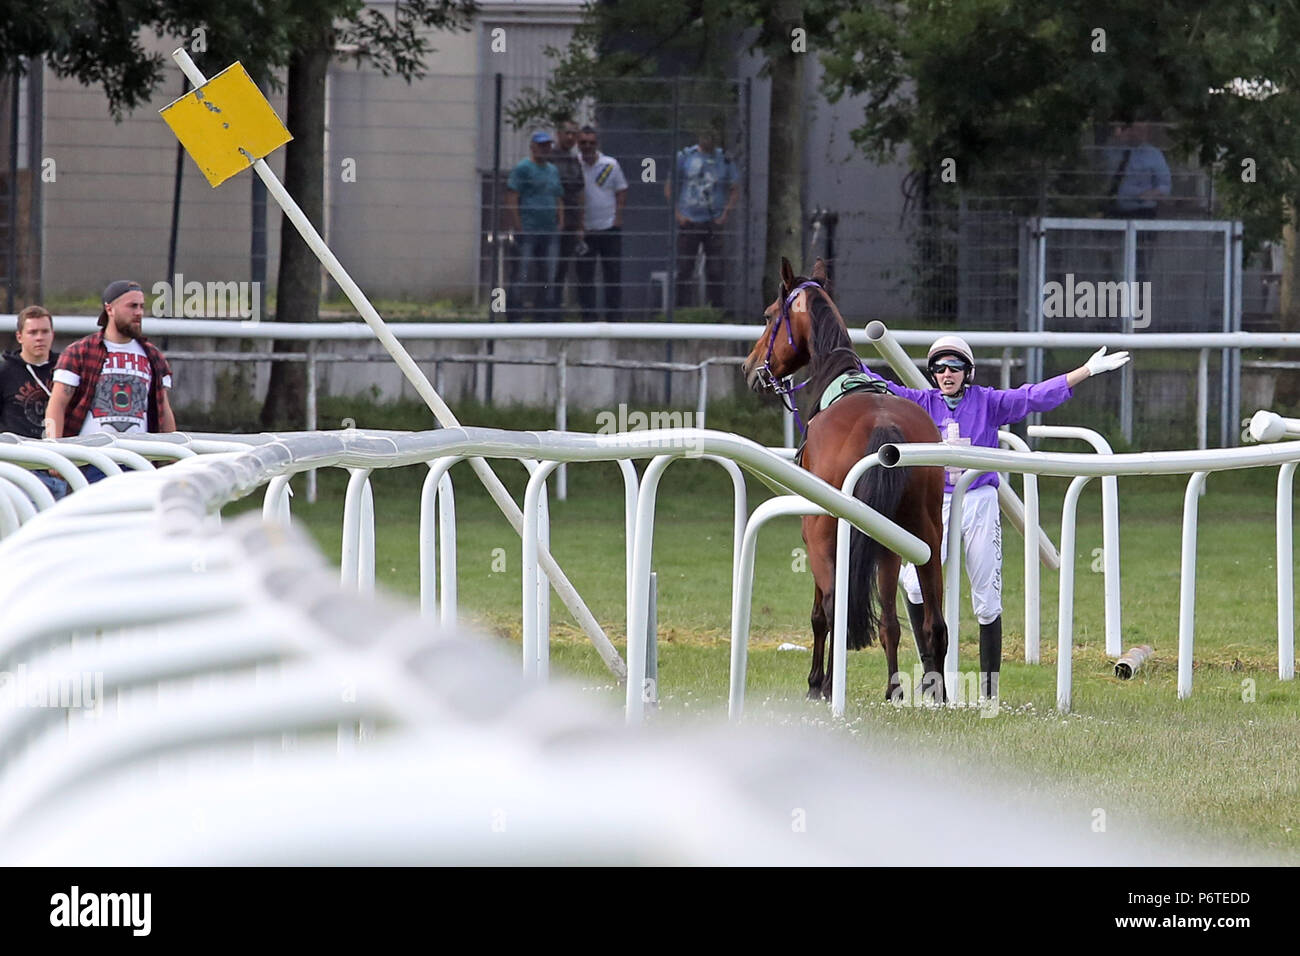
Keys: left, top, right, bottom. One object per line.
{"left": 862, "top": 369, "right": 1074, "bottom": 493}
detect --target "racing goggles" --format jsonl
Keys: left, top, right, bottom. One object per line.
{"left": 928, "top": 356, "right": 970, "bottom": 375}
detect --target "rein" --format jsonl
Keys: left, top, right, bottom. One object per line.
{"left": 756, "top": 280, "right": 825, "bottom": 435}
{"left": 756, "top": 281, "right": 869, "bottom": 436}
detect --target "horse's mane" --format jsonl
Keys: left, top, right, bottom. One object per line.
{"left": 798, "top": 280, "right": 864, "bottom": 422}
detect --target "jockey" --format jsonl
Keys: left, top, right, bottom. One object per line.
{"left": 864, "top": 334, "right": 1130, "bottom": 700}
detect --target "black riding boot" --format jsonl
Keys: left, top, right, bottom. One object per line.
{"left": 979, "top": 616, "right": 1003, "bottom": 701}
{"left": 906, "top": 599, "right": 927, "bottom": 645}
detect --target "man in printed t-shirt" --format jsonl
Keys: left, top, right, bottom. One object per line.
{"left": 46, "top": 280, "right": 176, "bottom": 482}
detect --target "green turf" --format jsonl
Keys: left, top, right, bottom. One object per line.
{"left": 226, "top": 404, "right": 1300, "bottom": 860}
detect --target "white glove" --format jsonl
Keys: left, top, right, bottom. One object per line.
{"left": 1084, "top": 346, "right": 1130, "bottom": 377}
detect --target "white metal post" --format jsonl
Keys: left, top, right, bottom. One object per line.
{"left": 1178, "top": 472, "right": 1210, "bottom": 699}
{"left": 1278, "top": 463, "right": 1297, "bottom": 681}
{"left": 522, "top": 460, "right": 561, "bottom": 679}
{"left": 1056, "top": 475, "right": 1093, "bottom": 713}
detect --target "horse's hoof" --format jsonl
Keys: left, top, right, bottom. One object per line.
{"left": 806, "top": 686, "right": 822, "bottom": 701}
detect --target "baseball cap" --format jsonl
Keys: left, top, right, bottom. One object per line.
{"left": 98, "top": 280, "right": 142, "bottom": 328}
{"left": 531, "top": 131, "right": 554, "bottom": 144}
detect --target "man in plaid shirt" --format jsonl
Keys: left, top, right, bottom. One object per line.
{"left": 46, "top": 281, "right": 175, "bottom": 479}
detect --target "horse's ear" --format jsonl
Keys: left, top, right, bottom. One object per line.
{"left": 780, "top": 257, "right": 795, "bottom": 293}
{"left": 811, "top": 257, "right": 831, "bottom": 292}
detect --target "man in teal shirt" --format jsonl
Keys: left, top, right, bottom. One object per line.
{"left": 506, "top": 131, "right": 564, "bottom": 320}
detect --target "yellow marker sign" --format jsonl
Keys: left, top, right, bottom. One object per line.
{"left": 160, "top": 62, "right": 292, "bottom": 187}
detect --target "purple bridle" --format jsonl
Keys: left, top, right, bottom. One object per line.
{"left": 754, "top": 280, "right": 824, "bottom": 434}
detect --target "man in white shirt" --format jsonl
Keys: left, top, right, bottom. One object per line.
{"left": 576, "top": 127, "right": 629, "bottom": 322}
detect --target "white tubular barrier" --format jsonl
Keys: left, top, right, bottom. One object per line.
{"left": 420, "top": 457, "right": 462, "bottom": 622}
{"left": 0, "top": 444, "right": 90, "bottom": 490}
{"left": 341, "top": 468, "right": 372, "bottom": 590}
{"left": 866, "top": 320, "right": 1062, "bottom": 570}
{"left": 882, "top": 440, "right": 1300, "bottom": 703}
{"left": 1178, "top": 472, "right": 1210, "bottom": 700}
{"left": 0, "top": 462, "right": 56, "bottom": 513}
{"left": 523, "top": 461, "right": 561, "bottom": 680}
{"left": 730, "top": 496, "right": 832, "bottom": 720}
{"left": 262, "top": 475, "right": 293, "bottom": 527}
{"left": 832, "top": 455, "right": 879, "bottom": 718}
{"left": 1028, "top": 425, "right": 1122, "bottom": 657}
{"left": 998, "top": 432, "right": 1041, "bottom": 663}
{"left": 1278, "top": 463, "right": 1297, "bottom": 682}
{"left": 1249, "top": 410, "right": 1300, "bottom": 443}
{"left": 1057, "top": 476, "right": 1094, "bottom": 714}
{"left": 943, "top": 469, "right": 990, "bottom": 691}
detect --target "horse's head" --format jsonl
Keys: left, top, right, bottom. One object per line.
{"left": 742, "top": 257, "right": 833, "bottom": 392}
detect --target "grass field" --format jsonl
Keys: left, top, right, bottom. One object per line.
{"left": 233, "top": 398, "right": 1300, "bottom": 860}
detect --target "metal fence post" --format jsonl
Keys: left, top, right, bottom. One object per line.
{"left": 556, "top": 344, "right": 567, "bottom": 501}
{"left": 306, "top": 342, "right": 318, "bottom": 503}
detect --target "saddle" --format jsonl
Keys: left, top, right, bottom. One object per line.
{"left": 817, "top": 370, "right": 890, "bottom": 412}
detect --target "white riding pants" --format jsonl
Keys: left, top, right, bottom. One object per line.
{"left": 901, "top": 483, "right": 1002, "bottom": 625}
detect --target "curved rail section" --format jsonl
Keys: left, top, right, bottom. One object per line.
{"left": 879, "top": 440, "right": 1300, "bottom": 709}
{"left": 2, "top": 427, "right": 927, "bottom": 726}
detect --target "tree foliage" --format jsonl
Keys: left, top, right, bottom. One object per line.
{"left": 3, "top": 1, "right": 475, "bottom": 114}
{"left": 818, "top": 0, "right": 1300, "bottom": 246}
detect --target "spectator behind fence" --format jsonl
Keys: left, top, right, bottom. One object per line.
{"left": 552, "top": 118, "right": 586, "bottom": 312}
{"left": 1104, "top": 122, "right": 1171, "bottom": 219}
{"left": 505, "top": 131, "right": 564, "bottom": 321}
{"left": 576, "top": 126, "right": 629, "bottom": 322}
{"left": 0, "top": 305, "right": 68, "bottom": 499}
{"left": 46, "top": 281, "right": 176, "bottom": 483}
{"left": 666, "top": 127, "right": 739, "bottom": 312}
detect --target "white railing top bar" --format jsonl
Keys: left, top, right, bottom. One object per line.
{"left": 13, "top": 316, "right": 1300, "bottom": 349}
{"left": 880, "top": 439, "right": 1300, "bottom": 477}
{"left": 137, "top": 427, "right": 930, "bottom": 565}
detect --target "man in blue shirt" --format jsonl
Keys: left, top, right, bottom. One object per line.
{"left": 1105, "top": 122, "right": 1171, "bottom": 219}
{"left": 665, "top": 127, "right": 739, "bottom": 312}
{"left": 506, "top": 131, "right": 564, "bottom": 320}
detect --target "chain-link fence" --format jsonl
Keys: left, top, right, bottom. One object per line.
{"left": 479, "top": 73, "right": 752, "bottom": 322}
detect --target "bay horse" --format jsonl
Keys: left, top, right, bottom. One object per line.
{"left": 741, "top": 258, "right": 948, "bottom": 703}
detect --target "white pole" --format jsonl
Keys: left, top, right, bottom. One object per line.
{"left": 1178, "top": 472, "right": 1209, "bottom": 699}
{"left": 522, "top": 460, "right": 560, "bottom": 679}
{"left": 438, "top": 472, "right": 457, "bottom": 630}
{"left": 1056, "top": 475, "right": 1092, "bottom": 714}
{"left": 359, "top": 479, "right": 375, "bottom": 595}
{"left": 832, "top": 454, "right": 881, "bottom": 718}
{"left": 1278, "top": 463, "right": 1296, "bottom": 681}
{"left": 944, "top": 469, "right": 986, "bottom": 691}
{"left": 340, "top": 467, "right": 369, "bottom": 589}
{"left": 556, "top": 346, "right": 567, "bottom": 501}
{"left": 419, "top": 465, "right": 441, "bottom": 617}
{"left": 999, "top": 431, "right": 1040, "bottom": 664}
{"left": 627, "top": 456, "right": 675, "bottom": 722}
{"left": 168, "top": 48, "right": 625, "bottom": 681}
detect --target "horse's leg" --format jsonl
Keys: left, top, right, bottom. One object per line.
{"left": 917, "top": 554, "right": 948, "bottom": 704}
{"left": 877, "top": 553, "right": 903, "bottom": 701}
{"left": 820, "top": 589, "right": 837, "bottom": 701}
{"left": 808, "top": 582, "right": 827, "bottom": 699}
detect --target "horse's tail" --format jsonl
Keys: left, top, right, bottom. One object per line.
{"left": 846, "top": 424, "right": 908, "bottom": 649}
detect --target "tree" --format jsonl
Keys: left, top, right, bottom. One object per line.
{"left": 3, "top": 0, "right": 476, "bottom": 427}
{"left": 818, "top": 1, "right": 1300, "bottom": 253}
